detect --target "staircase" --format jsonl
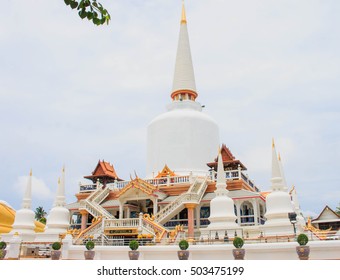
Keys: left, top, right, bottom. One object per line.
{"left": 154, "top": 176, "right": 208, "bottom": 225}
{"left": 79, "top": 184, "right": 115, "bottom": 219}
{"left": 75, "top": 176, "right": 208, "bottom": 244}
{"left": 74, "top": 217, "right": 103, "bottom": 244}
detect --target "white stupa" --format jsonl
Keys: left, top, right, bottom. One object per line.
{"left": 9, "top": 170, "right": 36, "bottom": 241}
{"left": 35, "top": 167, "right": 70, "bottom": 241}
{"left": 146, "top": 3, "right": 219, "bottom": 177}
{"left": 278, "top": 153, "right": 288, "bottom": 192}
{"left": 200, "top": 148, "right": 240, "bottom": 239}
{"left": 262, "top": 140, "right": 294, "bottom": 235}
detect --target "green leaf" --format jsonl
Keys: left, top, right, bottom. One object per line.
{"left": 93, "top": 17, "right": 101, "bottom": 25}
{"left": 64, "top": 0, "right": 71, "bottom": 5}
{"left": 78, "top": 9, "right": 87, "bottom": 19}
{"left": 87, "top": 12, "right": 93, "bottom": 20}
{"left": 70, "top": 1, "right": 78, "bottom": 9}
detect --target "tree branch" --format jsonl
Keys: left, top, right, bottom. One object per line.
{"left": 64, "top": 0, "right": 111, "bottom": 26}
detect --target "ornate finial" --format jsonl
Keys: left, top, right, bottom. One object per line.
{"left": 278, "top": 152, "right": 281, "bottom": 161}
{"left": 29, "top": 169, "right": 32, "bottom": 176}
{"left": 272, "top": 138, "right": 275, "bottom": 148}
{"left": 181, "top": 1, "right": 187, "bottom": 24}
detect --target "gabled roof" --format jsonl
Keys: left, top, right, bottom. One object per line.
{"left": 155, "top": 165, "right": 177, "bottom": 178}
{"left": 84, "top": 160, "right": 123, "bottom": 181}
{"left": 312, "top": 205, "right": 340, "bottom": 222}
{"left": 207, "top": 144, "right": 247, "bottom": 170}
{"left": 117, "top": 177, "right": 159, "bottom": 198}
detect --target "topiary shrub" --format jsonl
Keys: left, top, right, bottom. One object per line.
{"left": 0, "top": 241, "right": 7, "bottom": 250}
{"left": 233, "top": 237, "right": 244, "bottom": 248}
{"left": 52, "top": 242, "right": 62, "bottom": 251}
{"left": 297, "top": 233, "right": 309, "bottom": 246}
{"left": 129, "top": 240, "right": 139, "bottom": 251}
{"left": 178, "top": 239, "right": 189, "bottom": 251}
{"left": 86, "top": 240, "right": 95, "bottom": 250}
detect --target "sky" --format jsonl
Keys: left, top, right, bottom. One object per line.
{"left": 0, "top": 0, "right": 339, "bottom": 218}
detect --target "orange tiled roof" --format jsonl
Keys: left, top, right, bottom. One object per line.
{"left": 207, "top": 143, "right": 247, "bottom": 170}
{"left": 84, "top": 160, "right": 122, "bottom": 181}
{"left": 155, "top": 164, "right": 177, "bottom": 178}
{"left": 117, "top": 178, "right": 158, "bottom": 197}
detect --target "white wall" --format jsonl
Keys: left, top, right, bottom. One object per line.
{"left": 63, "top": 240, "right": 340, "bottom": 260}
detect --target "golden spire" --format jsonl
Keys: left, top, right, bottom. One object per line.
{"left": 29, "top": 169, "right": 32, "bottom": 176}
{"left": 181, "top": 1, "right": 187, "bottom": 24}
{"left": 58, "top": 177, "right": 60, "bottom": 184}
{"left": 272, "top": 138, "right": 275, "bottom": 148}
{"left": 278, "top": 152, "right": 281, "bottom": 161}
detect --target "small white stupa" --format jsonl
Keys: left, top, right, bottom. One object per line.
{"left": 278, "top": 153, "right": 288, "bottom": 192}
{"left": 200, "top": 148, "right": 240, "bottom": 239}
{"left": 9, "top": 170, "right": 36, "bottom": 241}
{"left": 262, "top": 140, "right": 294, "bottom": 236}
{"left": 35, "top": 167, "right": 70, "bottom": 241}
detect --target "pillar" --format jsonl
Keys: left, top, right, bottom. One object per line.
{"left": 252, "top": 198, "right": 259, "bottom": 226}
{"left": 185, "top": 203, "right": 197, "bottom": 239}
{"left": 195, "top": 205, "right": 201, "bottom": 230}
{"left": 119, "top": 202, "right": 124, "bottom": 219}
{"left": 235, "top": 201, "right": 241, "bottom": 226}
{"left": 80, "top": 210, "right": 88, "bottom": 231}
{"left": 153, "top": 198, "right": 158, "bottom": 215}
{"left": 126, "top": 207, "right": 131, "bottom": 219}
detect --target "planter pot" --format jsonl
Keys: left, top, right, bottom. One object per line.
{"left": 296, "top": 245, "right": 310, "bottom": 260}
{"left": 84, "top": 250, "right": 95, "bottom": 260}
{"left": 51, "top": 250, "right": 61, "bottom": 260}
{"left": 177, "top": 250, "right": 189, "bottom": 260}
{"left": 232, "top": 248, "right": 245, "bottom": 260}
{"left": 0, "top": 249, "right": 6, "bottom": 260}
{"left": 128, "top": 251, "right": 140, "bottom": 260}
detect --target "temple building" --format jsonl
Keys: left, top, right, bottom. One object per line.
{"left": 1, "top": 3, "right": 323, "bottom": 247}
{"left": 64, "top": 3, "right": 300, "bottom": 243}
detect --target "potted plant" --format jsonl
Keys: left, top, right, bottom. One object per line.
{"left": 128, "top": 240, "right": 140, "bottom": 260}
{"left": 177, "top": 239, "right": 189, "bottom": 260}
{"left": 51, "top": 241, "right": 62, "bottom": 260}
{"left": 232, "top": 237, "right": 245, "bottom": 260}
{"left": 296, "top": 233, "right": 310, "bottom": 260}
{"left": 0, "top": 241, "right": 7, "bottom": 260}
{"left": 84, "top": 240, "right": 95, "bottom": 260}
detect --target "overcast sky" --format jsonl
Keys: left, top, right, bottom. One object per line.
{"left": 1, "top": 0, "right": 339, "bottom": 218}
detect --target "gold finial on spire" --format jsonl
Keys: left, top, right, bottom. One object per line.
{"left": 272, "top": 138, "right": 275, "bottom": 148}
{"left": 278, "top": 152, "right": 281, "bottom": 161}
{"left": 181, "top": 1, "right": 187, "bottom": 24}
{"left": 29, "top": 169, "right": 32, "bottom": 176}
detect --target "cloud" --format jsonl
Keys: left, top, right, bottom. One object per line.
{"left": 0, "top": 1, "right": 339, "bottom": 216}
{"left": 13, "top": 176, "right": 54, "bottom": 202}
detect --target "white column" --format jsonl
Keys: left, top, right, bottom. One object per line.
{"left": 235, "top": 200, "right": 241, "bottom": 226}
{"left": 153, "top": 198, "right": 158, "bottom": 215}
{"left": 126, "top": 207, "right": 131, "bottom": 219}
{"left": 195, "top": 205, "right": 201, "bottom": 229}
{"left": 119, "top": 201, "right": 124, "bottom": 219}
{"left": 237, "top": 164, "right": 242, "bottom": 179}
{"left": 252, "top": 198, "right": 259, "bottom": 226}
